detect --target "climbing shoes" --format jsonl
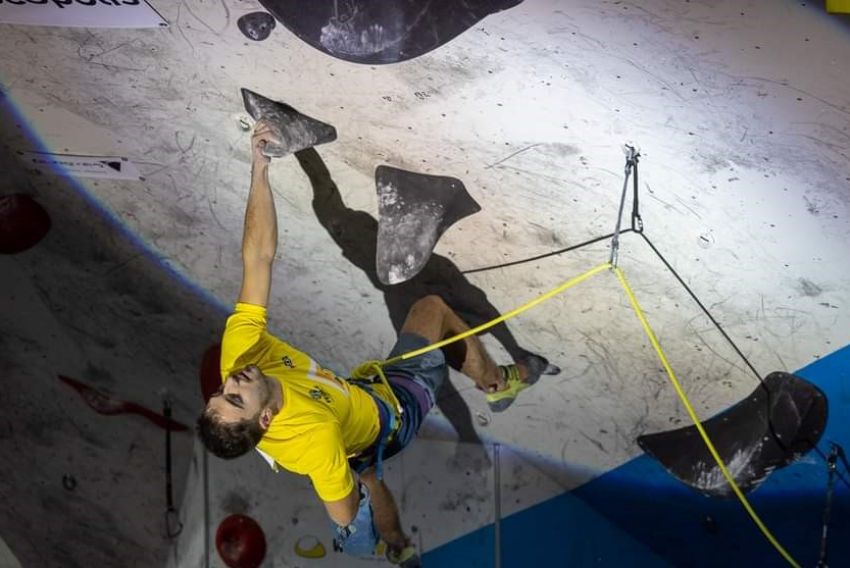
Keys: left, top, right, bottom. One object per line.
{"left": 387, "top": 544, "right": 421, "bottom": 567}
{"left": 486, "top": 355, "right": 560, "bottom": 412}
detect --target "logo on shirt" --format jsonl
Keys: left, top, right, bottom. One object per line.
{"left": 316, "top": 364, "right": 344, "bottom": 386}
{"left": 309, "top": 387, "right": 332, "bottom": 404}
{"left": 281, "top": 355, "right": 294, "bottom": 368}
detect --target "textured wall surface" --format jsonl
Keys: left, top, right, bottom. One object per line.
{"left": 0, "top": 1, "right": 848, "bottom": 566}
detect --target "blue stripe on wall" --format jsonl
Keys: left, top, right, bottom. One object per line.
{"left": 425, "top": 345, "right": 850, "bottom": 567}
{"left": 423, "top": 489, "right": 669, "bottom": 567}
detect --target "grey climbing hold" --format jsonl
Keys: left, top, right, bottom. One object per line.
{"left": 375, "top": 166, "right": 481, "bottom": 285}
{"left": 241, "top": 89, "right": 337, "bottom": 158}
{"left": 238, "top": 12, "right": 276, "bottom": 42}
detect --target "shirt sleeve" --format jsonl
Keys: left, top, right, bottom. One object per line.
{"left": 303, "top": 424, "right": 356, "bottom": 502}
{"left": 220, "top": 302, "right": 271, "bottom": 377}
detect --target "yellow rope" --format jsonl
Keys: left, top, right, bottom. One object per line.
{"left": 381, "top": 262, "right": 612, "bottom": 366}
{"left": 612, "top": 266, "right": 800, "bottom": 568}
{"left": 350, "top": 360, "right": 403, "bottom": 414}
{"left": 351, "top": 262, "right": 611, "bottom": 414}
{"left": 351, "top": 260, "right": 799, "bottom": 566}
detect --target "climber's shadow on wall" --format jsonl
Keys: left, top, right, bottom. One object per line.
{"left": 296, "top": 147, "right": 541, "bottom": 470}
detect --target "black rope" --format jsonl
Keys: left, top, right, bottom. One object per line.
{"left": 461, "top": 151, "right": 761, "bottom": 389}
{"left": 637, "top": 232, "right": 763, "bottom": 383}
{"left": 638, "top": 229, "right": 812, "bottom": 465}
{"left": 461, "top": 147, "right": 842, "bottom": 488}
{"left": 624, "top": 151, "right": 840, "bottom": 479}
{"left": 461, "top": 229, "right": 631, "bottom": 275}
{"left": 463, "top": 147, "right": 640, "bottom": 276}
{"left": 621, "top": 164, "right": 808, "bottom": 484}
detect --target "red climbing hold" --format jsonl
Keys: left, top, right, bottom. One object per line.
{"left": 0, "top": 194, "right": 51, "bottom": 254}
{"left": 199, "top": 343, "right": 222, "bottom": 403}
{"left": 215, "top": 514, "right": 267, "bottom": 568}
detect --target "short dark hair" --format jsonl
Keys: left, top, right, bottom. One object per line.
{"left": 196, "top": 408, "right": 264, "bottom": 459}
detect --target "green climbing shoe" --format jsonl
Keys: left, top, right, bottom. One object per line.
{"left": 486, "top": 355, "right": 559, "bottom": 412}
{"left": 387, "top": 544, "right": 421, "bottom": 567}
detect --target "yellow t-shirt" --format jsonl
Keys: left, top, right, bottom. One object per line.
{"left": 220, "top": 303, "right": 395, "bottom": 502}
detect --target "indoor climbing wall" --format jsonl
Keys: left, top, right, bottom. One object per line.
{"left": 0, "top": 1, "right": 848, "bottom": 567}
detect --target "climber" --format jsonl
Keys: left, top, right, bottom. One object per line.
{"left": 196, "top": 120, "right": 556, "bottom": 565}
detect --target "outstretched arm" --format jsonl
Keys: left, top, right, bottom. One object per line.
{"left": 238, "top": 120, "right": 280, "bottom": 307}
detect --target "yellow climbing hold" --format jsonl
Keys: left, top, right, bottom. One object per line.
{"left": 294, "top": 535, "right": 326, "bottom": 559}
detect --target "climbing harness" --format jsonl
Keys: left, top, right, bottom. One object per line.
{"left": 348, "top": 358, "right": 406, "bottom": 482}
{"left": 346, "top": 375, "right": 398, "bottom": 481}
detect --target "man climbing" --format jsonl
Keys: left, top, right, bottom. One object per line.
{"left": 197, "top": 120, "right": 556, "bottom": 565}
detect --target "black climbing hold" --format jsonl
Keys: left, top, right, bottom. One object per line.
{"left": 62, "top": 474, "right": 77, "bottom": 491}
{"left": 375, "top": 165, "right": 481, "bottom": 285}
{"left": 238, "top": 12, "right": 276, "bottom": 42}
{"left": 241, "top": 89, "right": 337, "bottom": 158}
{"left": 257, "top": 0, "right": 524, "bottom": 64}
{"left": 637, "top": 371, "right": 827, "bottom": 498}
